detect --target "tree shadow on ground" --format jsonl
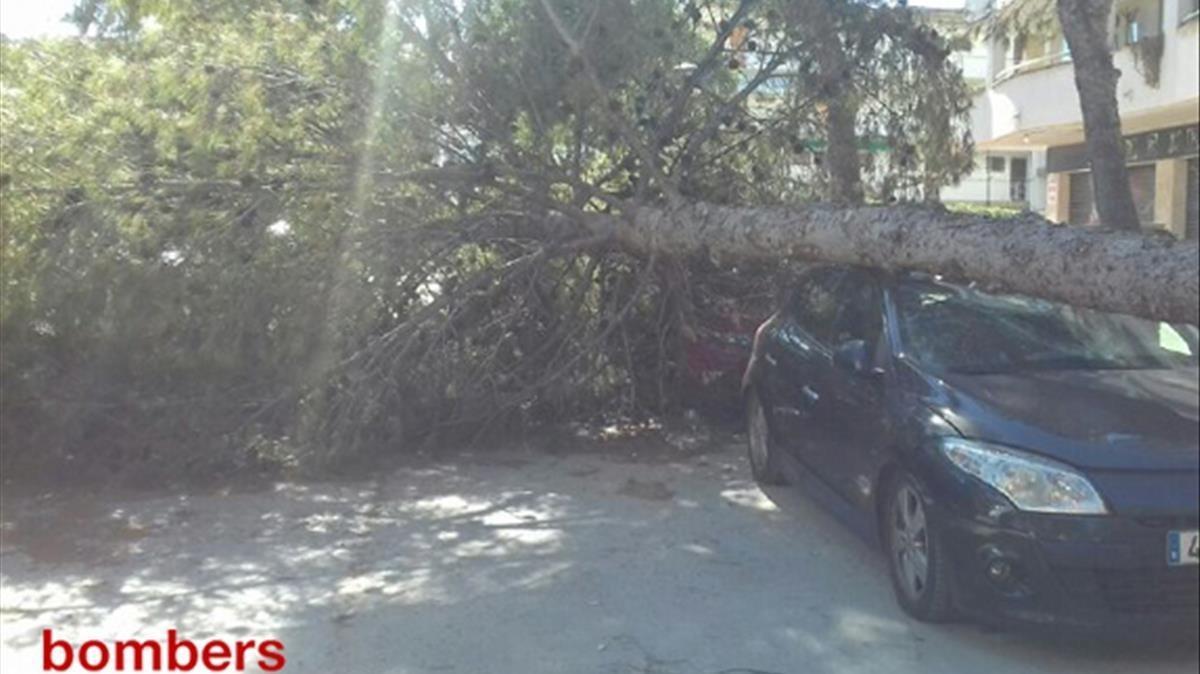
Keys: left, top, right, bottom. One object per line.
{"left": 2, "top": 431, "right": 1196, "bottom": 673}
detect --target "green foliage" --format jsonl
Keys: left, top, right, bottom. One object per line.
{"left": 944, "top": 201, "right": 1027, "bottom": 219}
{"left": 1, "top": 0, "right": 976, "bottom": 482}
{"left": 978, "top": 0, "right": 1059, "bottom": 39}
{"left": 1, "top": 4, "right": 393, "bottom": 479}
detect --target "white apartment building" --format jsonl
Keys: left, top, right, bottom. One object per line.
{"left": 942, "top": 0, "right": 1200, "bottom": 240}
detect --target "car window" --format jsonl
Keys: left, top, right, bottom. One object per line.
{"left": 1159, "top": 323, "right": 1194, "bottom": 356}
{"left": 785, "top": 268, "right": 844, "bottom": 346}
{"left": 895, "top": 280, "right": 1200, "bottom": 374}
{"left": 830, "top": 271, "right": 882, "bottom": 348}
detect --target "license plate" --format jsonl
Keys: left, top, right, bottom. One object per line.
{"left": 1167, "top": 530, "right": 1199, "bottom": 566}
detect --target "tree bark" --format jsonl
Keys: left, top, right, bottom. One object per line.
{"left": 586, "top": 202, "right": 1198, "bottom": 324}
{"left": 822, "top": 97, "right": 864, "bottom": 204}
{"left": 1057, "top": 0, "right": 1142, "bottom": 231}
{"left": 791, "top": 0, "right": 864, "bottom": 204}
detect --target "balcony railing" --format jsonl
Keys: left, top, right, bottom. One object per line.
{"left": 992, "top": 51, "right": 1073, "bottom": 84}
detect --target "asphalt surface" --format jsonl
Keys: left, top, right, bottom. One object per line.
{"left": 2, "top": 427, "right": 1197, "bottom": 673}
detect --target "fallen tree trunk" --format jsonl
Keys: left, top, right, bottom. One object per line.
{"left": 588, "top": 202, "right": 1198, "bottom": 324}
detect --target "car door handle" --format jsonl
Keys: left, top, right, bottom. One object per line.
{"left": 764, "top": 353, "right": 778, "bottom": 367}
{"left": 801, "top": 385, "right": 820, "bottom": 404}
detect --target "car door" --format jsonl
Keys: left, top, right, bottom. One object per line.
{"left": 814, "top": 270, "right": 889, "bottom": 508}
{"left": 761, "top": 268, "right": 843, "bottom": 464}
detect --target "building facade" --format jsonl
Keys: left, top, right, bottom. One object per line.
{"left": 943, "top": 0, "right": 1199, "bottom": 240}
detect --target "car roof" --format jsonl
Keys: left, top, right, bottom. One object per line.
{"left": 798, "top": 265, "right": 943, "bottom": 286}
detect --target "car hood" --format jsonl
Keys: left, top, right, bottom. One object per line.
{"left": 912, "top": 366, "right": 1200, "bottom": 471}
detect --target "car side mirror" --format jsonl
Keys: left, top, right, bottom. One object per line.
{"left": 833, "top": 339, "right": 874, "bottom": 377}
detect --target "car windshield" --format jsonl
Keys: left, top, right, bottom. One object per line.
{"left": 895, "top": 280, "right": 1200, "bottom": 375}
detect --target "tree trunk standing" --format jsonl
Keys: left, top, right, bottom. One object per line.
{"left": 921, "top": 86, "right": 951, "bottom": 204}
{"left": 791, "top": 0, "right": 864, "bottom": 204}
{"left": 822, "top": 97, "right": 865, "bottom": 203}
{"left": 922, "top": 178, "right": 942, "bottom": 204}
{"left": 1057, "top": 0, "right": 1142, "bottom": 231}
{"left": 585, "top": 202, "right": 1198, "bottom": 324}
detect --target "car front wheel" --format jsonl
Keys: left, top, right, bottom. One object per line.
{"left": 884, "top": 472, "right": 955, "bottom": 622}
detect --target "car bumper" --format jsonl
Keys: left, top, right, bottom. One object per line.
{"left": 938, "top": 509, "right": 1200, "bottom": 638}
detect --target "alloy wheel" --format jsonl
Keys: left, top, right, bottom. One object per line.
{"left": 891, "top": 484, "right": 930, "bottom": 602}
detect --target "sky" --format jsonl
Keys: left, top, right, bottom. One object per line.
{"left": 0, "top": 0, "right": 969, "bottom": 39}
{"left": 0, "top": 0, "right": 78, "bottom": 38}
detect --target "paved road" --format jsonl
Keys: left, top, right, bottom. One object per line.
{"left": 2, "top": 429, "right": 1197, "bottom": 673}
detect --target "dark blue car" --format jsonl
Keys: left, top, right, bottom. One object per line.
{"left": 742, "top": 266, "right": 1200, "bottom": 634}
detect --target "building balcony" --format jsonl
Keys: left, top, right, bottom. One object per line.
{"left": 971, "top": 4, "right": 1199, "bottom": 149}
{"left": 992, "top": 51, "right": 1073, "bottom": 86}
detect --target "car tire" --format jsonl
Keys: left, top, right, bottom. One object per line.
{"left": 745, "top": 389, "right": 786, "bottom": 486}
{"left": 883, "top": 471, "right": 956, "bottom": 623}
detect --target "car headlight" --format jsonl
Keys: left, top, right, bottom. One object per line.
{"left": 939, "top": 438, "right": 1108, "bottom": 515}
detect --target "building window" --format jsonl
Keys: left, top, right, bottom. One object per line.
{"left": 1114, "top": 0, "right": 1163, "bottom": 47}
{"left": 1009, "top": 157, "right": 1029, "bottom": 203}
{"left": 988, "top": 156, "right": 1006, "bottom": 173}
{"left": 1129, "top": 164, "right": 1158, "bottom": 226}
{"left": 1069, "top": 173, "right": 1097, "bottom": 227}
{"left": 1068, "top": 165, "right": 1158, "bottom": 228}
{"left": 1115, "top": 9, "right": 1144, "bottom": 46}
